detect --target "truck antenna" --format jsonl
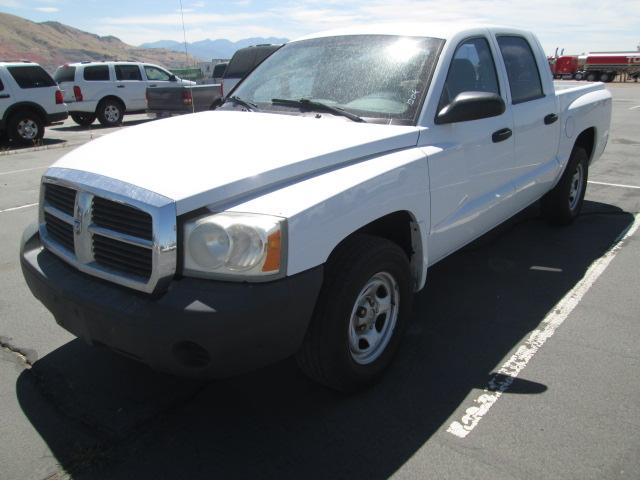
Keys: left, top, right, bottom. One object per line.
{"left": 179, "top": 0, "right": 195, "bottom": 113}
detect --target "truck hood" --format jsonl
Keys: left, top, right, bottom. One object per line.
{"left": 52, "top": 111, "right": 421, "bottom": 214}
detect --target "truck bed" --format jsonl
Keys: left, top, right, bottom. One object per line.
{"left": 147, "top": 84, "right": 222, "bottom": 116}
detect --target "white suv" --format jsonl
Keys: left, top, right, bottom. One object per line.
{"left": 0, "top": 61, "right": 67, "bottom": 145}
{"left": 53, "top": 61, "right": 195, "bottom": 127}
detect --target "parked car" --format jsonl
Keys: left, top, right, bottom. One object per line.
{"left": 0, "top": 61, "right": 67, "bottom": 144}
{"left": 221, "top": 44, "right": 281, "bottom": 96}
{"left": 22, "top": 25, "right": 611, "bottom": 392}
{"left": 53, "top": 61, "right": 195, "bottom": 126}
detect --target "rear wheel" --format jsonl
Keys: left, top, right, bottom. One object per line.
{"left": 574, "top": 72, "right": 583, "bottom": 81}
{"left": 586, "top": 72, "right": 598, "bottom": 82}
{"left": 599, "top": 73, "right": 611, "bottom": 82}
{"left": 97, "top": 99, "right": 124, "bottom": 126}
{"left": 541, "top": 147, "right": 588, "bottom": 225}
{"left": 8, "top": 110, "right": 44, "bottom": 145}
{"left": 71, "top": 113, "right": 96, "bottom": 126}
{"left": 296, "top": 234, "right": 412, "bottom": 392}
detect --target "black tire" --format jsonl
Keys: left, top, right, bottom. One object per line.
{"left": 71, "top": 113, "right": 96, "bottom": 126}
{"left": 574, "top": 72, "right": 583, "bottom": 81}
{"left": 296, "top": 234, "right": 412, "bottom": 392}
{"left": 599, "top": 73, "right": 610, "bottom": 82}
{"left": 586, "top": 72, "right": 598, "bottom": 82}
{"left": 8, "top": 110, "right": 44, "bottom": 145}
{"left": 97, "top": 99, "right": 124, "bottom": 126}
{"left": 541, "top": 147, "right": 588, "bottom": 226}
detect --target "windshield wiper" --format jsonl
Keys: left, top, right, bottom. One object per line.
{"left": 271, "top": 98, "right": 366, "bottom": 123}
{"left": 224, "top": 95, "right": 258, "bottom": 111}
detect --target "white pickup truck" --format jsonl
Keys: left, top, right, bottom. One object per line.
{"left": 21, "top": 24, "right": 611, "bottom": 391}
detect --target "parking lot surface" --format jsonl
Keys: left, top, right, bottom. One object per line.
{"left": 1, "top": 85, "right": 639, "bottom": 480}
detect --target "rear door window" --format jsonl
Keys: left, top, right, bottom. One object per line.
{"left": 83, "top": 65, "right": 110, "bottom": 81}
{"left": 54, "top": 66, "right": 76, "bottom": 83}
{"left": 7, "top": 66, "right": 56, "bottom": 89}
{"left": 497, "top": 36, "right": 544, "bottom": 104}
{"left": 115, "top": 64, "right": 143, "bottom": 81}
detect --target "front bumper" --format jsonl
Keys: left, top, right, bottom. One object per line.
{"left": 20, "top": 225, "right": 323, "bottom": 378}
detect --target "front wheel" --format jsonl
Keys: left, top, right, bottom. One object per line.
{"left": 296, "top": 234, "right": 412, "bottom": 392}
{"left": 541, "top": 147, "right": 588, "bottom": 225}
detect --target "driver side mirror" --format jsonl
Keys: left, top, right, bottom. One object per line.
{"left": 435, "top": 92, "right": 505, "bottom": 125}
{"left": 169, "top": 74, "right": 177, "bottom": 82}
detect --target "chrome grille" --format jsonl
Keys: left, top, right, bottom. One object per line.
{"left": 92, "top": 197, "right": 153, "bottom": 241}
{"left": 39, "top": 170, "right": 177, "bottom": 294}
{"left": 93, "top": 234, "right": 153, "bottom": 279}
{"left": 43, "top": 211, "right": 74, "bottom": 251}
{"left": 44, "top": 183, "right": 76, "bottom": 215}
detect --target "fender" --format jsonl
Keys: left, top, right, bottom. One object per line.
{"left": 2, "top": 101, "right": 48, "bottom": 123}
{"left": 562, "top": 88, "right": 612, "bottom": 167}
{"left": 225, "top": 147, "right": 431, "bottom": 291}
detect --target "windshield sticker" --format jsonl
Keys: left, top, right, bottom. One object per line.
{"left": 407, "top": 89, "right": 420, "bottom": 106}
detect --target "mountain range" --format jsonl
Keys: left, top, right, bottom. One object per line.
{"left": 0, "top": 13, "right": 266, "bottom": 72}
{"left": 140, "top": 37, "right": 289, "bottom": 61}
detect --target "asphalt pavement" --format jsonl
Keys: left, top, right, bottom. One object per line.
{"left": 0, "top": 86, "right": 639, "bottom": 480}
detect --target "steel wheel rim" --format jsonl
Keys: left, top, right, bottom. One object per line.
{"left": 348, "top": 271, "right": 400, "bottom": 365}
{"left": 104, "top": 105, "right": 120, "bottom": 123}
{"left": 17, "top": 119, "right": 38, "bottom": 140}
{"left": 568, "top": 163, "right": 584, "bottom": 211}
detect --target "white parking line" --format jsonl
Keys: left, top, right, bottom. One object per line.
{"left": 588, "top": 180, "right": 640, "bottom": 190}
{"left": 447, "top": 212, "right": 640, "bottom": 439}
{"left": 629, "top": 105, "right": 640, "bottom": 110}
{"left": 0, "top": 166, "right": 48, "bottom": 176}
{"left": 0, "top": 203, "right": 38, "bottom": 214}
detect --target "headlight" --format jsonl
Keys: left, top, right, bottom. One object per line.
{"left": 183, "top": 212, "right": 285, "bottom": 279}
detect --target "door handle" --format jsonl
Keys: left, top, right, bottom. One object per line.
{"left": 544, "top": 113, "right": 558, "bottom": 125}
{"left": 149, "top": 84, "right": 157, "bottom": 87}
{"left": 117, "top": 85, "right": 125, "bottom": 88}
{"left": 492, "top": 128, "right": 512, "bottom": 143}
{"left": 0, "top": 94, "right": 9, "bottom": 99}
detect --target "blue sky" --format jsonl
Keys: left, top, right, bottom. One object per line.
{"left": 1, "top": 0, "right": 639, "bottom": 55}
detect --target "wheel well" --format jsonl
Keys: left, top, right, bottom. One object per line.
{"left": 4, "top": 103, "right": 46, "bottom": 124}
{"left": 98, "top": 95, "right": 125, "bottom": 111}
{"left": 574, "top": 127, "right": 595, "bottom": 163}
{"left": 329, "top": 211, "right": 422, "bottom": 288}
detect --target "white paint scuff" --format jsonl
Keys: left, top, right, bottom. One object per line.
{"left": 588, "top": 180, "right": 640, "bottom": 190}
{"left": 0, "top": 203, "right": 38, "bottom": 214}
{"left": 447, "top": 213, "right": 640, "bottom": 439}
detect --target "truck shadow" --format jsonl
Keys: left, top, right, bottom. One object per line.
{"left": 0, "top": 137, "right": 66, "bottom": 152}
{"left": 51, "top": 118, "right": 152, "bottom": 132}
{"left": 16, "top": 200, "right": 634, "bottom": 479}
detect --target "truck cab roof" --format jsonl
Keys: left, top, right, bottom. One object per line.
{"left": 294, "top": 23, "right": 532, "bottom": 43}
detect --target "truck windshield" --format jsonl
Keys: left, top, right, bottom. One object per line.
{"left": 230, "top": 35, "right": 444, "bottom": 125}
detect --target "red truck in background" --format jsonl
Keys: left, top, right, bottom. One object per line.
{"left": 549, "top": 52, "right": 640, "bottom": 82}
